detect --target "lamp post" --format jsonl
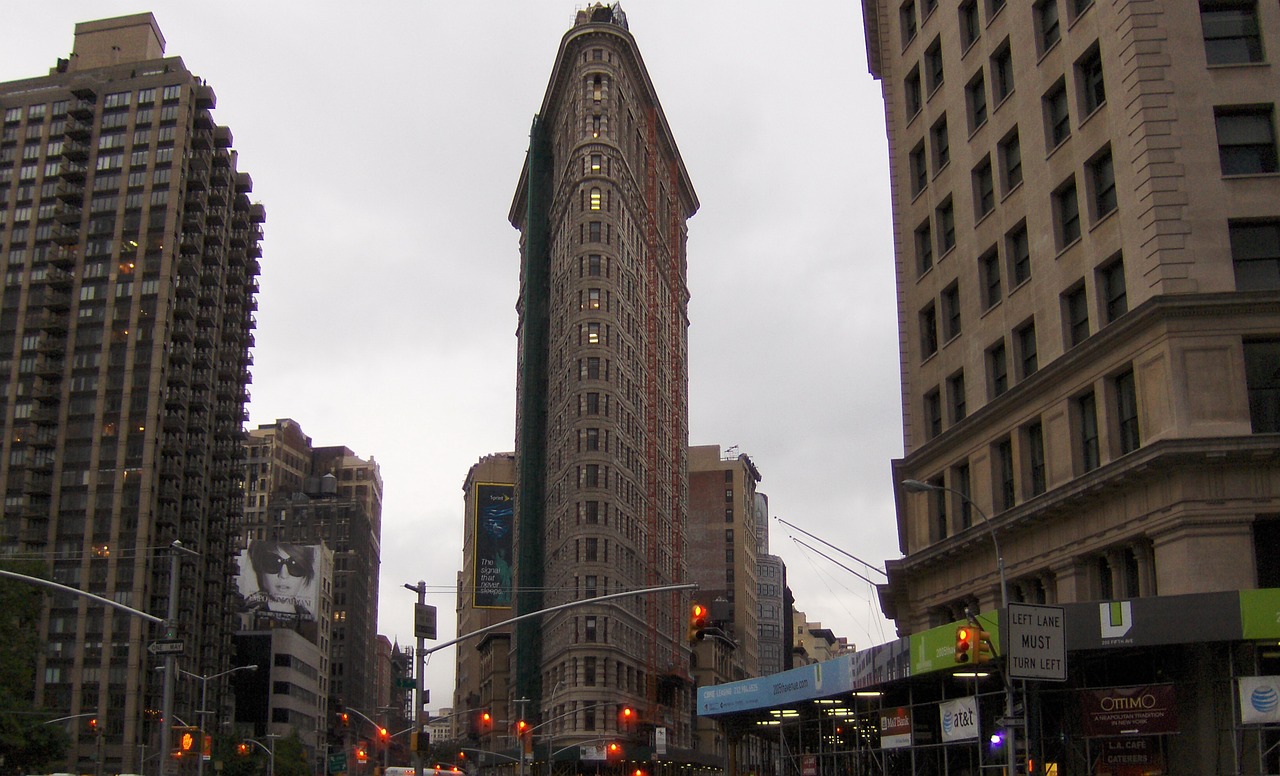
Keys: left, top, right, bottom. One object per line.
{"left": 901, "top": 479, "right": 1017, "bottom": 776}
{"left": 178, "top": 665, "right": 258, "bottom": 776}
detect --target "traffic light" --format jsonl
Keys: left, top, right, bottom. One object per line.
{"left": 87, "top": 718, "right": 99, "bottom": 733}
{"left": 618, "top": 705, "right": 635, "bottom": 732}
{"left": 954, "top": 625, "right": 975, "bottom": 664}
{"left": 236, "top": 743, "right": 251, "bottom": 757}
{"left": 378, "top": 727, "right": 389, "bottom": 744}
{"left": 976, "top": 629, "right": 993, "bottom": 664}
{"left": 356, "top": 746, "right": 369, "bottom": 763}
{"left": 515, "top": 719, "right": 530, "bottom": 740}
{"left": 339, "top": 712, "right": 350, "bottom": 727}
{"left": 607, "top": 742, "right": 622, "bottom": 759}
{"left": 687, "top": 603, "right": 708, "bottom": 642}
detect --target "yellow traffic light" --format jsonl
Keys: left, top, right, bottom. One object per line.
{"left": 955, "top": 626, "right": 974, "bottom": 664}
{"left": 687, "top": 604, "right": 708, "bottom": 641}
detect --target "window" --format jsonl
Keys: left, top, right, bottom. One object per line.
{"left": 588, "top": 288, "right": 602, "bottom": 309}
{"left": 1115, "top": 369, "right": 1140, "bottom": 454}
{"left": 967, "top": 71, "right": 988, "bottom": 131}
{"left": 1202, "top": 2, "right": 1263, "bottom": 65}
{"left": 1008, "top": 222, "right": 1031, "bottom": 285}
{"left": 948, "top": 370, "right": 967, "bottom": 423}
{"left": 992, "top": 43, "right": 1014, "bottom": 103}
{"left": 1230, "top": 220, "right": 1280, "bottom": 290}
{"left": 928, "top": 475, "right": 948, "bottom": 540}
{"left": 1078, "top": 46, "right": 1107, "bottom": 115}
{"left": 590, "top": 188, "right": 602, "bottom": 210}
{"left": 931, "top": 115, "right": 951, "bottom": 169}
{"left": 937, "top": 198, "right": 956, "bottom": 253}
{"left": 988, "top": 0, "right": 1006, "bottom": 15}
{"left": 924, "top": 388, "right": 943, "bottom": 438}
{"left": 1070, "top": 0, "right": 1094, "bottom": 20}
{"left": 905, "top": 67, "right": 923, "bottom": 116}
{"left": 1045, "top": 80, "right": 1071, "bottom": 147}
{"left": 1000, "top": 129, "right": 1022, "bottom": 192}
{"left": 926, "top": 38, "right": 945, "bottom": 92}
{"left": 1090, "top": 148, "right": 1117, "bottom": 219}
{"left": 585, "top": 428, "right": 600, "bottom": 451}
{"left": 1099, "top": 257, "right": 1128, "bottom": 322}
{"left": 1065, "top": 284, "right": 1089, "bottom": 346}
{"left": 995, "top": 437, "right": 1015, "bottom": 511}
{"left": 1026, "top": 421, "right": 1047, "bottom": 496}
{"left": 588, "top": 221, "right": 602, "bottom": 242}
{"left": 942, "top": 282, "right": 962, "bottom": 339}
{"left": 959, "top": 1, "right": 980, "bottom": 49}
{"left": 901, "top": 0, "right": 918, "bottom": 46}
{"left": 920, "top": 303, "right": 939, "bottom": 358}
{"left": 1036, "top": 0, "right": 1061, "bottom": 53}
{"left": 953, "top": 462, "right": 973, "bottom": 528}
{"left": 973, "top": 156, "right": 995, "bottom": 218}
{"left": 989, "top": 340, "right": 1009, "bottom": 397}
{"left": 981, "top": 246, "right": 1002, "bottom": 308}
{"left": 1079, "top": 391, "right": 1100, "bottom": 472}
{"left": 1215, "top": 106, "right": 1279, "bottom": 174}
{"left": 1055, "top": 177, "right": 1081, "bottom": 247}
{"left": 910, "top": 142, "right": 928, "bottom": 195}
{"left": 1244, "top": 339, "right": 1280, "bottom": 432}
{"left": 585, "top": 392, "right": 600, "bottom": 414}
{"left": 588, "top": 254, "right": 602, "bottom": 276}
{"left": 915, "top": 219, "right": 934, "bottom": 275}
{"left": 1017, "top": 320, "right": 1038, "bottom": 378}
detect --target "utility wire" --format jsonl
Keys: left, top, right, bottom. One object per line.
{"left": 775, "top": 516, "right": 887, "bottom": 577}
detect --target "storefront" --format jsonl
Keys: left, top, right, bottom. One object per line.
{"left": 696, "top": 589, "right": 1280, "bottom": 776}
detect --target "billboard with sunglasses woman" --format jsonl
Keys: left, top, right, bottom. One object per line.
{"left": 237, "top": 540, "right": 320, "bottom": 620}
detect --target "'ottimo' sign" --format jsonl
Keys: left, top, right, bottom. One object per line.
{"left": 1006, "top": 602, "right": 1067, "bottom": 681}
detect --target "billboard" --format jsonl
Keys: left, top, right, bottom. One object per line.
{"left": 1239, "top": 676, "right": 1280, "bottom": 724}
{"left": 1080, "top": 684, "right": 1178, "bottom": 737}
{"left": 235, "top": 540, "right": 323, "bottom": 621}
{"left": 473, "top": 483, "right": 514, "bottom": 608}
{"left": 938, "top": 696, "right": 979, "bottom": 742}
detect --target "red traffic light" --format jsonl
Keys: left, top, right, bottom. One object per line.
{"left": 340, "top": 712, "right": 350, "bottom": 726}
{"left": 236, "top": 743, "right": 251, "bottom": 757}
{"left": 607, "top": 742, "right": 622, "bottom": 758}
{"left": 379, "top": 727, "right": 389, "bottom": 740}
{"left": 515, "top": 720, "right": 529, "bottom": 737}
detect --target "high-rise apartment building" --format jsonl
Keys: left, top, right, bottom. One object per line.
{"left": 865, "top": 0, "right": 1280, "bottom": 630}
{"left": 0, "top": 14, "right": 260, "bottom": 772}
{"left": 241, "top": 420, "right": 383, "bottom": 721}
{"left": 453, "top": 452, "right": 516, "bottom": 743}
{"left": 753, "top": 493, "right": 787, "bottom": 677}
{"left": 508, "top": 1, "right": 699, "bottom": 758}
{"left": 687, "top": 445, "right": 761, "bottom": 678}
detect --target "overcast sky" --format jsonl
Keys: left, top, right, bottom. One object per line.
{"left": 6, "top": 2, "right": 904, "bottom": 704}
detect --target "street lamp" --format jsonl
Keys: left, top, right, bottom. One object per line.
{"left": 177, "top": 664, "right": 258, "bottom": 776}
{"left": 900, "top": 478, "right": 1016, "bottom": 776}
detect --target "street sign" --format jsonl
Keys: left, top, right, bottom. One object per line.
{"left": 329, "top": 753, "right": 347, "bottom": 774}
{"left": 415, "top": 603, "right": 437, "bottom": 640}
{"left": 1006, "top": 603, "right": 1067, "bottom": 681}
{"left": 148, "top": 639, "right": 185, "bottom": 655}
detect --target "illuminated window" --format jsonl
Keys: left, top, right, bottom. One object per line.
{"left": 590, "top": 188, "right": 602, "bottom": 210}
{"left": 588, "top": 288, "right": 601, "bottom": 309}
{"left": 587, "top": 322, "right": 601, "bottom": 344}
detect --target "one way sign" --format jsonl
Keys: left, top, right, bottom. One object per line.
{"left": 148, "top": 639, "right": 185, "bottom": 655}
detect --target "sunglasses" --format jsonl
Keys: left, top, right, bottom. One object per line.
{"left": 262, "top": 555, "right": 308, "bottom": 578}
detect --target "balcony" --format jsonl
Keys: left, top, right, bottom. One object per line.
{"left": 53, "top": 181, "right": 84, "bottom": 203}
{"left": 213, "top": 125, "right": 233, "bottom": 148}
{"left": 68, "top": 97, "right": 94, "bottom": 118}
{"left": 48, "top": 246, "right": 77, "bottom": 268}
{"left": 33, "top": 355, "right": 63, "bottom": 378}
{"left": 195, "top": 84, "right": 216, "bottom": 110}
{"left": 51, "top": 223, "right": 80, "bottom": 245}
{"left": 58, "top": 160, "right": 87, "bottom": 181}
{"left": 60, "top": 140, "right": 89, "bottom": 161}
{"left": 44, "top": 267, "right": 74, "bottom": 288}
{"left": 63, "top": 116, "right": 91, "bottom": 139}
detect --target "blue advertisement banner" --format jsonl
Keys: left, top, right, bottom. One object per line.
{"left": 472, "top": 482, "right": 514, "bottom": 609}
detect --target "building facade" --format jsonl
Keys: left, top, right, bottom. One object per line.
{"left": 241, "top": 420, "right": 383, "bottom": 723}
{"left": 753, "top": 492, "right": 788, "bottom": 677}
{"left": 0, "top": 14, "right": 260, "bottom": 772}
{"left": 508, "top": 0, "right": 699, "bottom": 761}
{"left": 860, "top": 0, "right": 1280, "bottom": 772}
{"left": 864, "top": 0, "right": 1280, "bottom": 629}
